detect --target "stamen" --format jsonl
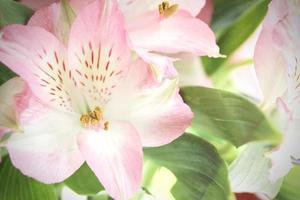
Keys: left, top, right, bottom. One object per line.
{"left": 80, "top": 106, "right": 109, "bottom": 130}
{"left": 158, "top": 1, "right": 178, "bottom": 18}
{"left": 80, "top": 114, "right": 90, "bottom": 127}
{"left": 104, "top": 121, "right": 109, "bottom": 131}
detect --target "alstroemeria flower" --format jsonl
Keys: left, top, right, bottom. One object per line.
{"left": 120, "top": 0, "right": 219, "bottom": 56}
{"left": 254, "top": 0, "right": 300, "bottom": 181}
{"left": 0, "top": 1, "right": 192, "bottom": 199}
{"left": 121, "top": 0, "right": 221, "bottom": 79}
{"left": 27, "top": 0, "right": 220, "bottom": 86}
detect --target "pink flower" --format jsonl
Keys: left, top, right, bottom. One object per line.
{"left": 121, "top": 0, "right": 218, "bottom": 56}
{"left": 0, "top": 1, "right": 193, "bottom": 199}
{"left": 122, "top": 0, "right": 222, "bottom": 78}
{"left": 28, "top": 0, "right": 220, "bottom": 86}
{"left": 254, "top": 0, "right": 300, "bottom": 181}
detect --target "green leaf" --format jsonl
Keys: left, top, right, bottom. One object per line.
{"left": 229, "top": 142, "right": 283, "bottom": 198}
{"left": 144, "top": 134, "right": 231, "bottom": 200}
{"left": 0, "top": 156, "right": 57, "bottom": 200}
{"left": 203, "top": 0, "right": 269, "bottom": 75}
{"left": 0, "top": 64, "right": 16, "bottom": 85}
{"left": 275, "top": 166, "right": 300, "bottom": 200}
{"left": 64, "top": 163, "right": 104, "bottom": 195}
{"left": 0, "top": 0, "right": 33, "bottom": 28}
{"left": 180, "top": 87, "right": 280, "bottom": 147}
{"left": 87, "top": 193, "right": 112, "bottom": 200}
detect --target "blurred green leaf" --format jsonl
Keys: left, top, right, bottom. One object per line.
{"left": 87, "top": 194, "right": 112, "bottom": 200}
{"left": 0, "top": 0, "right": 33, "bottom": 28}
{"left": 0, "top": 156, "right": 57, "bottom": 200}
{"left": 275, "top": 166, "right": 300, "bottom": 200}
{"left": 0, "top": 64, "right": 16, "bottom": 85}
{"left": 204, "top": 0, "right": 269, "bottom": 75}
{"left": 180, "top": 87, "right": 280, "bottom": 147}
{"left": 229, "top": 142, "right": 282, "bottom": 198}
{"left": 144, "top": 134, "right": 231, "bottom": 200}
{"left": 64, "top": 162, "right": 104, "bottom": 195}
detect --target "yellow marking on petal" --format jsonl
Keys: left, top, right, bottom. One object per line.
{"left": 159, "top": 1, "right": 178, "bottom": 18}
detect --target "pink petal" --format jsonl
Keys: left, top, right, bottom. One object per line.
{"left": 28, "top": 2, "right": 59, "bottom": 35}
{"left": 6, "top": 94, "right": 84, "bottom": 183}
{"left": 21, "top": 0, "right": 57, "bottom": 10}
{"left": 120, "top": 0, "right": 205, "bottom": 21}
{"left": 67, "top": 0, "right": 131, "bottom": 107}
{"left": 127, "top": 10, "right": 221, "bottom": 57}
{"left": 28, "top": 0, "right": 82, "bottom": 44}
{"left": 128, "top": 82, "right": 193, "bottom": 147}
{"left": 78, "top": 122, "right": 142, "bottom": 200}
{"left": 0, "top": 25, "right": 82, "bottom": 113}
{"left": 197, "top": 0, "right": 214, "bottom": 24}
{"left": 254, "top": 27, "right": 287, "bottom": 108}
{"left": 254, "top": 0, "right": 300, "bottom": 109}
{"left": 0, "top": 77, "right": 25, "bottom": 132}
{"left": 104, "top": 59, "right": 193, "bottom": 147}
{"left": 135, "top": 49, "right": 178, "bottom": 81}
{"left": 69, "top": 0, "right": 95, "bottom": 13}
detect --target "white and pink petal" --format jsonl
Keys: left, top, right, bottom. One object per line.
{"left": 6, "top": 104, "right": 84, "bottom": 184}
{"left": 120, "top": 0, "right": 205, "bottom": 21}
{"left": 0, "top": 77, "right": 25, "bottom": 132}
{"left": 128, "top": 78, "right": 192, "bottom": 147}
{"left": 78, "top": 121, "right": 142, "bottom": 200}
{"left": 127, "top": 10, "right": 221, "bottom": 58}
{"left": 68, "top": 0, "right": 131, "bottom": 109}
{"left": 0, "top": 25, "right": 83, "bottom": 113}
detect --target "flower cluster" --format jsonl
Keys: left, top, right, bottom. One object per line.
{"left": 0, "top": 0, "right": 299, "bottom": 200}
{"left": 0, "top": 0, "right": 220, "bottom": 199}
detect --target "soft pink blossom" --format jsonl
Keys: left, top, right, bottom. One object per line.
{"left": 0, "top": 1, "right": 192, "bottom": 199}
{"left": 254, "top": 0, "right": 300, "bottom": 181}
{"left": 28, "top": 0, "right": 220, "bottom": 86}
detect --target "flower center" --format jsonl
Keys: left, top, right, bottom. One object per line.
{"left": 80, "top": 106, "right": 109, "bottom": 130}
{"left": 158, "top": 1, "right": 178, "bottom": 18}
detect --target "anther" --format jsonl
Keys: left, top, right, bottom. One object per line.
{"left": 104, "top": 121, "right": 109, "bottom": 131}
{"left": 158, "top": 1, "right": 178, "bottom": 18}
{"left": 80, "top": 106, "right": 109, "bottom": 130}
